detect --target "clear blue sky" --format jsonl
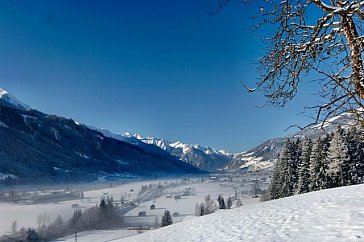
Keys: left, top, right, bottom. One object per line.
{"left": 0, "top": 0, "right": 319, "bottom": 152}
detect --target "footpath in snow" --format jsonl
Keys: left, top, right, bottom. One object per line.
{"left": 116, "top": 184, "right": 364, "bottom": 242}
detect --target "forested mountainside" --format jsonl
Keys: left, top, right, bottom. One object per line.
{"left": 0, "top": 89, "right": 200, "bottom": 184}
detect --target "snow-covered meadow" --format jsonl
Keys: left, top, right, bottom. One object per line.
{"left": 0, "top": 175, "right": 263, "bottom": 239}
{"left": 0, "top": 180, "right": 152, "bottom": 234}
{"left": 117, "top": 184, "right": 364, "bottom": 242}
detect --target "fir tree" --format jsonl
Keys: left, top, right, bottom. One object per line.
{"left": 204, "top": 194, "right": 216, "bottom": 214}
{"left": 217, "top": 195, "right": 226, "bottom": 209}
{"left": 345, "top": 127, "right": 364, "bottom": 184}
{"left": 297, "top": 138, "right": 312, "bottom": 194}
{"left": 161, "top": 210, "right": 173, "bottom": 227}
{"left": 26, "top": 228, "right": 39, "bottom": 241}
{"left": 71, "top": 209, "right": 82, "bottom": 230}
{"left": 226, "top": 197, "right": 233, "bottom": 209}
{"left": 269, "top": 154, "right": 283, "bottom": 199}
{"left": 310, "top": 137, "right": 329, "bottom": 191}
{"left": 327, "top": 128, "right": 351, "bottom": 187}
{"left": 277, "top": 139, "right": 299, "bottom": 197}
{"left": 199, "top": 203, "right": 205, "bottom": 216}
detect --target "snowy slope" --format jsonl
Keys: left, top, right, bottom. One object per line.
{"left": 117, "top": 184, "right": 364, "bottom": 242}
{"left": 123, "top": 133, "right": 233, "bottom": 171}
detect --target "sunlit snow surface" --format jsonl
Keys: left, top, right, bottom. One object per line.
{"left": 117, "top": 184, "right": 364, "bottom": 242}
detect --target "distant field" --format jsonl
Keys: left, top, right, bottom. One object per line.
{"left": 0, "top": 173, "right": 268, "bottom": 240}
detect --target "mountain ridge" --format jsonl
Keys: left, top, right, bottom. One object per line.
{"left": 0, "top": 89, "right": 200, "bottom": 184}
{"left": 120, "top": 133, "right": 233, "bottom": 171}
{"left": 223, "top": 111, "right": 359, "bottom": 172}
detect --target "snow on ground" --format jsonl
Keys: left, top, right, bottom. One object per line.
{"left": 0, "top": 180, "right": 153, "bottom": 234}
{"left": 53, "top": 229, "right": 138, "bottom": 242}
{"left": 125, "top": 182, "right": 256, "bottom": 219}
{"left": 54, "top": 179, "right": 262, "bottom": 241}
{"left": 117, "top": 184, "right": 364, "bottom": 242}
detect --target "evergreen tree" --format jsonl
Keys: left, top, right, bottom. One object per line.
{"left": 204, "top": 194, "right": 216, "bottom": 214}
{"left": 309, "top": 137, "right": 329, "bottom": 191}
{"left": 297, "top": 138, "right": 312, "bottom": 194}
{"left": 26, "top": 228, "right": 39, "bottom": 241}
{"left": 345, "top": 127, "right": 364, "bottom": 184}
{"left": 71, "top": 209, "right": 82, "bottom": 231}
{"left": 269, "top": 154, "right": 283, "bottom": 199}
{"left": 161, "top": 210, "right": 173, "bottom": 227}
{"left": 217, "top": 194, "right": 225, "bottom": 209}
{"left": 199, "top": 203, "right": 205, "bottom": 216}
{"left": 327, "top": 128, "right": 351, "bottom": 187}
{"left": 226, "top": 197, "right": 233, "bottom": 209}
{"left": 356, "top": 127, "right": 364, "bottom": 182}
{"left": 277, "top": 139, "right": 299, "bottom": 198}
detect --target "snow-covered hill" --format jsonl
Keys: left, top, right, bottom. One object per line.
{"left": 122, "top": 133, "right": 233, "bottom": 171}
{"left": 117, "top": 184, "right": 364, "bottom": 242}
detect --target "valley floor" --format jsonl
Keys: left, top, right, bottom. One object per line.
{"left": 116, "top": 184, "right": 364, "bottom": 242}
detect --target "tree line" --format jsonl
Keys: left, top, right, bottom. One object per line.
{"left": 194, "top": 194, "right": 239, "bottom": 216}
{"left": 267, "top": 126, "right": 364, "bottom": 200}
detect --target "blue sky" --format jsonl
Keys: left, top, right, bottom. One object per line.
{"left": 0, "top": 0, "right": 319, "bottom": 152}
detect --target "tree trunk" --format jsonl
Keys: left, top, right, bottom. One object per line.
{"left": 340, "top": 14, "right": 364, "bottom": 99}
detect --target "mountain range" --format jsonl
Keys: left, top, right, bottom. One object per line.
{"left": 121, "top": 133, "right": 233, "bottom": 171}
{"left": 0, "top": 89, "right": 200, "bottom": 184}
{"left": 0, "top": 88, "right": 354, "bottom": 183}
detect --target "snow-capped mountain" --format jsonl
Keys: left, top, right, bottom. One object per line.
{"left": 122, "top": 133, "right": 233, "bottom": 171}
{"left": 0, "top": 88, "right": 30, "bottom": 110}
{"left": 0, "top": 89, "right": 200, "bottom": 183}
{"left": 224, "top": 112, "right": 360, "bottom": 172}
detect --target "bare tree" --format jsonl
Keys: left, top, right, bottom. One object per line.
{"left": 215, "top": 0, "right": 364, "bottom": 126}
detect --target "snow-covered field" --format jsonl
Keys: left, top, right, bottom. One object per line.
{"left": 0, "top": 180, "right": 154, "bottom": 234}
{"left": 117, "top": 184, "right": 364, "bottom": 242}
{"left": 53, "top": 229, "right": 138, "bottom": 242}
{"left": 125, "top": 181, "right": 258, "bottom": 219}
{"left": 0, "top": 176, "right": 262, "bottom": 237}
{"left": 49, "top": 177, "right": 262, "bottom": 241}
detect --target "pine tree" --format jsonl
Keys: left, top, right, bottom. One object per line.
{"left": 161, "top": 210, "right": 173, "bottom": 227}
{"left": 277, "top": 139, "right": 299, "bottom": 198}
{"left": 204, "top": 194, "right": 216, "bottom": 214}
{"left": 297, "top": 138, "right": 312, "bottom": 194}
{"left": 345, "top": 127, "right": 364, "bottom": 184}
{"left": 226, "top": 197, "right": 233, "bottom": 209}
{"left": 269, "top": 154, "right": 283, "bottom": 199}
{"left": 356, "top": 127, "right": 364, "bottom": 182}
{"left": 310, "top": 137, "right": 329, "bottom": 191}
{"left": 217, "top": 195, "right": 226, "bottom": 209}
{"left": 327, "top": 128, "right": 351, "bottom": 187}
{"left": 71, "top": 209, "right": 82, "bottom": 231}
{"left": 26, "top": 228, "right": 39, "bottom": 241}
{"left": 199, "top": 203, "right": 205, "bottom": 216}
